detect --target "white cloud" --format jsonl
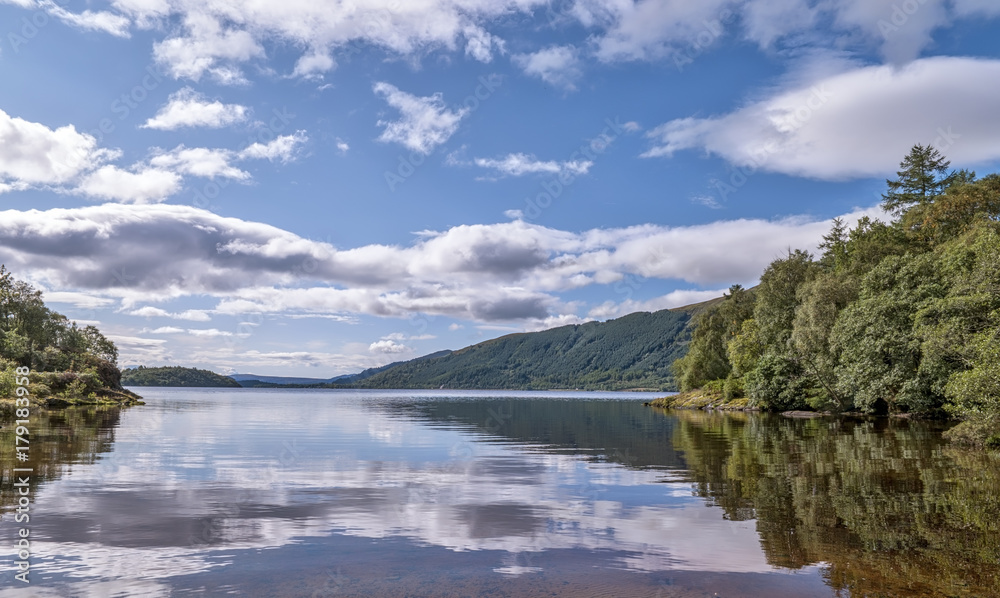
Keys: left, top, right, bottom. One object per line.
{"left": 141, "top": 326, "right": 185, "bottom": 334}
{"left": 0, "top": 106, "right": 301, "bottom": 204}
{"left": 186, "top": 328, "right": 235, "bottom": 337}
{"left": 77, "top": 165, "right": 181, "bottom": 204}
{"left": 0, "top": 204, "right": 884, "bottom": 325}
{"left": 464, "top": 25, "right": 504, "bottom": 63}
{"left": 126, "top": 307, "right": 212, "bottom": 321}
{"left": 831, "top": 0, "right": 949, "bottom": 65}
{"left": 0, "top": 108, "right": 115, "bottom": 186}
{"left": 691, "top": 195, "right": 722, "bottom": 209}
{"left": 152, "top": 12, "right": 265, "bottom": 83}
{"left": 588, "top": 289, "right": 729, "bottom": 320}
{"left": 588, "top": 0, "right": 735, "bottom": 63}
{"left": 111, "top": 1, "right": 547, "bottom": 84}
{"left": 373, "top": 82, "right": 469, "bottom": 155}
{"left": 472, "top": 153, "right": 593, "bottom": 178}
{"left": 42, "top": 291, "right": 116, "bottom": 309}
{"left": 643, "top": 56, "right": 1000, "bottom": 180}
{"left": 742, "top": 0, "right": 816, "bottom": 48}
{"left": 292, "top": 49, "right": 336, "bottom": 79}
{"left": 369, "top": 339, "right": 410, "bottom": 354}
{"left": 41, "top": 0, "right": 132, "bottom": 37}
{"left": 141, "top": 87, "right": 248, "bottom": 130}
{"left": 513, "top": 45, "right": 582, "bottom": 90}
{"left": 150, "top": 146, "right": 249, "bottom": 180}
{"left": 239, "top": 131, "right": 308, "bottom": 162}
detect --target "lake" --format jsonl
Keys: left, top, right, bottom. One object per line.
{"left": 2, "top": 389, "right": 999, "bottom": 597}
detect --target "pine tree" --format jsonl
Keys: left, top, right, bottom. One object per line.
{"left": 881, "top": 144, "right": 955, "bottom": 215}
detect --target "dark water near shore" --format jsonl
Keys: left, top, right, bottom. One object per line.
{"left": 1, "top": 389, "right": 999, "bottom": 597}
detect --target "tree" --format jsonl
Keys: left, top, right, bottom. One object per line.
{"left": 830, "top": 254, "right": 945, "bottom": 414}
{"left": 818, "top": 217, "right": 848, "bottom": 271}
{"left": 881, "top": 144, "right": 955, "bottom": 215}
{"left": 753, "top": 249, "right": 816, "bottom": 349}
{"left": 790, "top": 272, "right": 858, "bottom": 410}
{"left": 902, "top": 173, "right": 1000, "bottom": 245}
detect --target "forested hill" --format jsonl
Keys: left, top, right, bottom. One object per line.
{"left": 122, "top": 366, "right": 242, "bottom": 387}
{"left": 348, "top": 305, "right": 712, "bottom": 391}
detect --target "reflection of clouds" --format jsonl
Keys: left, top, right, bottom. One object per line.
{"left": 0, "top": 579, "right": 172, "bottom": 598}
{"left": 21, "top": 389, "right": 776, "bottom": 590}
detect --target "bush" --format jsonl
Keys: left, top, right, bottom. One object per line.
{"left": 723, "top": 375, "right": 744, "bottom": 401}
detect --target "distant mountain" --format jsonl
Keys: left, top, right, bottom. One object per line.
{"left": 122, "top": 300, "right": 716, "bottom": 391}
{"left": 341, "top": 302, "right": 715, "bottom": 392}
{"left": 230, "top": 373, "right": 351, "bottom": 386}
{"left": 122, "top": 366, "right": 242, "bottom": 387}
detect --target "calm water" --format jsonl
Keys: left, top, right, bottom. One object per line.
{"left": 1, "top": 389, "right": 999, "bottom": 597}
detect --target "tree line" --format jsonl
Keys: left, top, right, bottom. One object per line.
{"left": 1, "top": 266, "right": 136, "bottom": 403}
{"left": 672, "top": 145, "right": 1000, "bottom": 445}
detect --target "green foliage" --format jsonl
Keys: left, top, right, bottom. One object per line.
{"left": 0, "top": 265, "right": 128, "bottom": 402}
{"left": 672, "top": 145, "right": 1000, "bottom": 434}
{"left": 790, "top": 272, "right": 857, "bottom": 410}
{"left": 902, "top": 173, "right": 1000, "bottom": 245}
{"left": 672, "top": 286, "right": 754, "bottom": 391}
{"left": 744, "top": 351, "right": 810, "bottom": 411}
{"left": 753, "top": 250, "right": 816, "bottom": 349}
{"left": 830, "top": 253, "right": 946, "bottom": 414}
{"left": 881, "top": 143, "right": 955, "bottom": 215}
{"left": 121, "top": 366, "right": 244, "bottom": 387}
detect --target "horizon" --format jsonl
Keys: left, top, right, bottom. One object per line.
{"left": 2, "top": 1, "right": 999, "bottom": 377}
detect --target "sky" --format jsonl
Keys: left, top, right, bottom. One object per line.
{"left": 1, "top": 0, "right": 999, "bottom": 377}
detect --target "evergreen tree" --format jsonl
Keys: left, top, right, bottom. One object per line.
{"left": 881, "top": 144, "right": 955, "bottom": 215}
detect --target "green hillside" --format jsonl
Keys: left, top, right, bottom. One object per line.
{"left": 122, "top": 366, "right": 242, "bottom": 387}
{"left": 350, "top": 306, "right": 705, "bottom": 391}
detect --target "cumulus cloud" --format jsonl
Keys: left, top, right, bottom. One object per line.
{"left": 513, "top": 45, "right": 583, "bottom": 90}
{"left": 369, "top": 340, "right": 410, "bottom": 354}
{"left": 41, "top": 0, "right": 132, "bottom": 37}
{"left": 111, "top": 1, "right": 544, "bottom": 83}
{"left": 239, "top": 131, "right": 308, "bottom": 162}
{"left": 0, "top": 204, "right": 882, "bottom": 325}
{"left": 0, "top": 108, "right": 116, "bottom": 186}
{"left": 471, "top": 153, "right": 593, "bottom": 178}
{"left": 76, "top": 165, "right": 182, "bottom": 204}
{"left": 588, "top": 289, "right": 730, "bottom": 320}
{"left": 126, "top": 307, "right": 212, "bottom": 321}
{"left": 0, "top": 107, "right": 304, "bottom": 202}
{"left": 643, "top": 56, "right": 1000, "bottom": 180}
{"left": 141, "top": 87, "right": 249, "bottom": 130}
{"left": 42, "top": 291, "right": 116, "bottom": 309}
{"left": 152, "top": 12, "right": 265, "bottom": 83}
{"left": 374, "top": 82, "right": 468, "bottom": 155}
{"left": 587, "top": 0, "right": 735, "bottom": 63}
{"left": 150, "top": 146, "right": 249, "bottom": 180}
{"left": 573, "top": 0, "right": 998, "bottom": 66}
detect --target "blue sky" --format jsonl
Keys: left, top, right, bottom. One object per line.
{"left": 1, "top": 0, "right": 999, "bottom": 376}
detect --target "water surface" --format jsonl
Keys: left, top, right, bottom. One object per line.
{"left": 1, "top": 389, "right": 998, "bottom": 596}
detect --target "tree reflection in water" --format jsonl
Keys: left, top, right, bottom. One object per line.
{"left": 664, "top": 409, "right": 1000, "bottom": 597}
